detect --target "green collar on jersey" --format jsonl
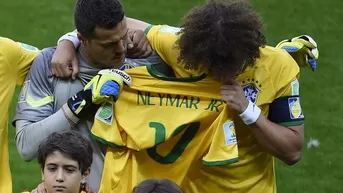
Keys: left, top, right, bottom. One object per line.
{"left": 146, "top": 65, "right": 207, "bottom": 82}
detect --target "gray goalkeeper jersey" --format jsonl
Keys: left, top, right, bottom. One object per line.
{"left": 13, "top": 47, "right": 162, "bottom": 191}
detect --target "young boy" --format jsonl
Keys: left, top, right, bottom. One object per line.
{"left": 26, "top": 130, "right": 93, "bottom": 193}
{"left": 132, "top": 179, "right": 183, "bottom": 193}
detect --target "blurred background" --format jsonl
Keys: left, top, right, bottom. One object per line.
{"left": 2, "top": 0, "right": 342, "bottom": 192}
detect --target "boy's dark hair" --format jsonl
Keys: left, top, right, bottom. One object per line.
{"left": 176, "top": 0, "right": 266, "bottom": 80}
{"left": 74, "top": 0, "right": 125, "bottom": 38}
{"left": 132, "top": 179, "right": 183, "bottom": 193}
{"left": 37, "top": 130, "right": 93, "bottom": 174}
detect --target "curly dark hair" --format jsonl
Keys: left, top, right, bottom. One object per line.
{"left": 176, "top": 0, "right": 266, "bottom": 80}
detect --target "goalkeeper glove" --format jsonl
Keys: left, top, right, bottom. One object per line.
{"left": 276, "top": 35, "right": 319, "bottom": 71}
{"left": 65, "top": 69, "right": 132, "bottom": 120}
{"left": 85, "top": 69, "right": 132, "bottom": 104}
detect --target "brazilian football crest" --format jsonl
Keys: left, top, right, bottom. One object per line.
{"left": 242, "top": 84, "right": 259, "bottom": 104}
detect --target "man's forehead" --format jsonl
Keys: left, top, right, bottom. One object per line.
{"left": 94, "top": 19, "right": 128, "bottom": 42}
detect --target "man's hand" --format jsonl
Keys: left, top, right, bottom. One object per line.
{"left": 65, "top": 69, "right": 132, "bottom": 120}
{"left": 127, "top": 29, "right": 152, "bottom": 58}
{"left": 276, "top": 35, "right": 319, "bottom": 71}
{"left": 51, "top": 40, "right": 79, "bottom": 79}
{"left": 85, "top": 69, "right": 132, "bottom": 104}
{"left": 220, "top": 80, "right": 249, "bottom": 114}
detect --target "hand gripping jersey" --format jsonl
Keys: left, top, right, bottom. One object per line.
{"left": 0, "top": 37, "right": 39, "bottom": 193}
{"left": 141, "top": 25, "right": 305, "bottom": 193}
{"left": 91, "top": 64, "right": 239, "bottom": 193}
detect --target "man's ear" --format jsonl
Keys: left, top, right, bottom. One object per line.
{"left": 77, "top": 32, "right": 89, "bottom": 45}
{"left": 81, "top": 167, "right": 91, "bottom": 183}
{"left": 77, "top": 32, "right": 84, "bottom": 41}
{"left": 41, "top": 171, "right": 44, "bottom": 181}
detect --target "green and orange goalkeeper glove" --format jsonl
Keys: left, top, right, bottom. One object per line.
{"left": 276, "top": 35, "right": 319, "bottom": 71}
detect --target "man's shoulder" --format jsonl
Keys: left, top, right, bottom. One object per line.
{"left": 36, "top": 47, "right": 56, "bottom": 62}
{"left": 145, "top": 25, "right": 181, "bottom": 51}
{"left": 0, "top": 36, "right": 17, "bottom": 50}
{"left": 145, "top": 25, "right": 182, "bottom": 36}
{"left": 0, "top": 37, "right": 20, "bottom": 63}
{"left": 123, "top": 52, "right": 164, "bottom": 70}
{"left": 258, "top": 45, "right": 292, "bottom": 61}
{"left": 257, "top": 45, "right": 299, "bottom": 73}
{"left": 31, "top": 47, "right": 56, "bottom": 73}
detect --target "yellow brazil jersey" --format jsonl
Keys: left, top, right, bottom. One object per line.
{"left": 143, "top": 25, "right": 302, "bottom": 193}
{"left": 91, "top": 65, "right": 240, "bottom": 193}
{"left": 0, "top": 37, "right": 39, "bottom": 193}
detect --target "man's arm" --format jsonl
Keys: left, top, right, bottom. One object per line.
{"left": 52, "top": 25, "right": 153, "bottom": 75}
{"left": 222, "top": 50, "right": 304, "bottom": 165}
{"left": 245, "top": 52, "right": 304, "bottom": 165}
{"left": 247, "top": 114, "right": 303, "bottom": 165}
{"left": 15, "top": 111, "right": 70, "bottom": 160}
{"left": 13, "top": 48, "right": 71, "bottom": 161}
{"left": 55, "top": 18, "right": 151, "bottom": 46}
{"left": 56, "top": 17, "right": 151, "bottom": 45}
{"left": 57, "top": 30, "right": 79, "bottom": 48}
{"left": 126, "top": 17, "right": 151, "bottom": 31}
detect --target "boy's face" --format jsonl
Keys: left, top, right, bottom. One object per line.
{"left": 42, "top": 151, "right": 89, "bottom": 193}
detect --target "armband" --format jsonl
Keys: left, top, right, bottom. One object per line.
{"left": 268, "top": 96, "right": 304, "bottom": 126}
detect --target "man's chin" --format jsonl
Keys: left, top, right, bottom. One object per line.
{"left": 100, "top": 59, "right": 125, "bottom": 69}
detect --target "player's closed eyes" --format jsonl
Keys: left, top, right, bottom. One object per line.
{"left": 65, "top": 167, "right": 76, "bottom": 173}
{"left": 47, "top": 166, "right": 57, "bottom": 172}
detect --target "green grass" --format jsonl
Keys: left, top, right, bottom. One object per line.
{"left": 3, "top": 0, "right": 342, "bottom": 192}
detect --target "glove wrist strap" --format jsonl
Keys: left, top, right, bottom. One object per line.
{"left": 67, "top": 89, "right": 94, "bottom": 118}
{"left": 62, "top": 103, "right": 80, "bottom": 125}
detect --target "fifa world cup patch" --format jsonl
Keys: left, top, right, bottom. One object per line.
{"left": 19, "top": 42, "right": 39, "bottom": 52}
{"left": 18, "top": 80, "right": 30, "bottom": 103}
{"left": 288, "top": 97, "right": 304, "bottom": 119}
{"left": 95, "top": 102, "right": 113, "bottom": 125}
{"left": 223, "top": 121, "right": 237, "bottom": 146}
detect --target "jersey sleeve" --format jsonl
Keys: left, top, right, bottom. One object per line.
{"left": 57, "top": 30, "right": 80, "bottom": 48}
{"left": 268, "top": 49, "right": 304, "bottom": 126}
{"left": 144, "top": 25, "right": 181, "bottom": 63}
{"left": 0, "top": 37, "right": 40, "bottom": 85}
{"left": 145, "top": 25, "right": 198, "bottom": 77}
{"left": 13, "top": 48, "right": 55, "bottom": 123}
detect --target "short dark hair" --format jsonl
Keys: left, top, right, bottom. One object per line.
{"left": 176, "top": 0, "right": 266, "bottom": 80}
{"left": 37, "top": 130, "right": 93, "bottom": 174}
{"left": 132, "top": 179, "right": 183, "bottom": 193}
{"left": 74, "top": 0, "right": 125, "bottom": 38}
